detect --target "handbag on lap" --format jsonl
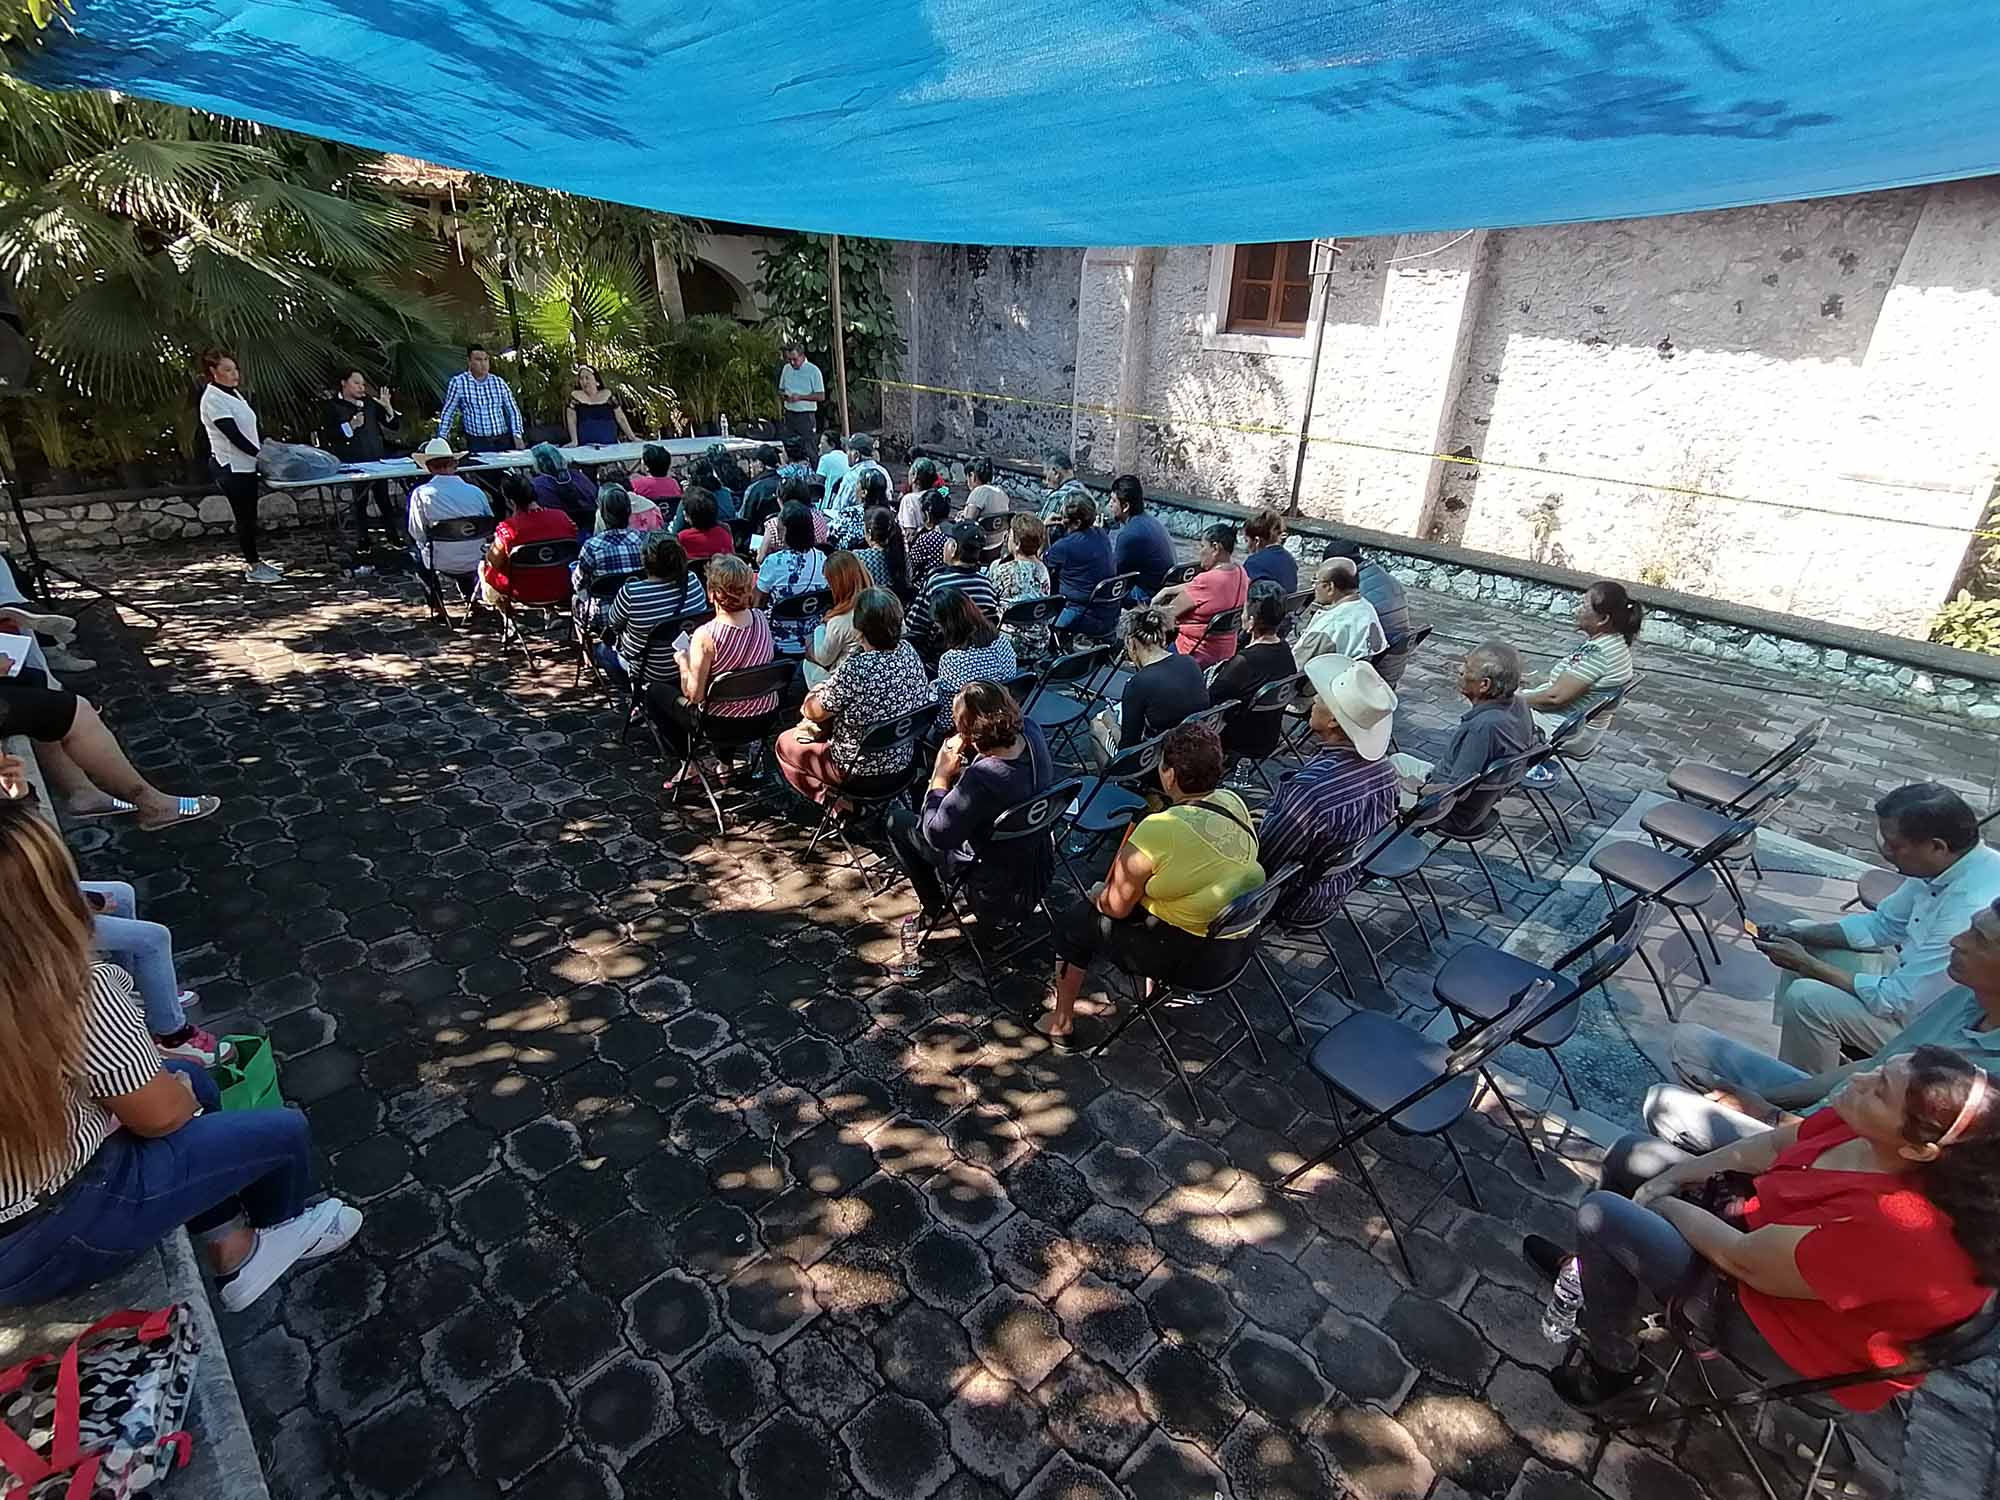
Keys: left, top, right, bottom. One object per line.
{"left": 0, "top": 1305, "right": 200, "bottom": 1498}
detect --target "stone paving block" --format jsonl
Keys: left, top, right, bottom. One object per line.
{"left": 868, "top": 1114, "right": 957, "bottom": 1179}
{"left": 875, "top": 1300, "right": 979, "bottom": 1406}
{"left": 1074, "top": 1142, "right": 1171, "bottom": 1215}
{"left": 575, "top": 1354, "right": 678, "bottom": 1461}
{"left": 989, "top": 1214, "right": 1087, "bottom": 1300}
{"left": 1082, "top": 1091, "right": 1174, "bottom": 1155}
{"left": 776, "top": 1330, "right": 879, "bottom": 1430}
{"left": 1484, "top": 1361, "right": 1595, "bottom": 1472}
{"left": 965, "top": 1284, "right": 1074, "bottom": 1392}
{"left": 1381, "top": 1292, "right": 1500, "bottom": 1390}
{"left": 345, "top": 1388, "right": 462, "bottom": 1500}
{"left": 1114, "top": 1426, "right": 1233, "bottom": 1499}
{"left": 1067, "top": 1204, "right": 1164, "bottom": 1291}
{"left": 926, "top": 1161, "right": 1014, "bottom": 1236}
{"left": 734, "top": 1409, "right": 847, "bottom": 1500}
{"left": 1464, "top": 1279, "right": 1565, "bottom": 1371}
{"left": 671, "top": 1198, "right": 764, "bottom": 1282}
{"left": 1002, "top": 1151, "right": 1094, "bottom": 1228}
{"left": 576, "top": 1208, "right": 676, "bottom": 1301}
{"left": 1224, "top": 1325, "right": 1334, "bottom": 1433}
{"left": 1018, "top": 1452, "right": 1122, "bottom": 1500}
{"left": 311, "top": 1311, "right": 418, "bottom": 1427}
{"left": 463, "top": 1373, "right": 571, "bottom": 1484}
{"left": 421, "top": 1302, "right": 525, "bottom": 1411}
{"left": 1052, "top": 1274, "right": 1156, "bottom": 1375}
{"left": 1218, "top": 1409, "right": 1340, "bottom": 1500}
{"left": 1504, "top": 1458, "right": 1609, "bottom": 1500}
{"left": 485, "top": 1226, "right": 577, "bottom": 1312}
{"left": 906, "top": 1225, "right": 999, "bottom": 1315}
{"left": 1141, "top": 1185, "right": 1240, "bottom": 1270}
{"left": 1397, "top": 1378, "right": 1533, "bottom": 1496}
{"left": 625, "top": 1146, "right": 722, "bottom": 1225}
{"left": 723, "top": 1254, "right": 823, "bottom": 1351}
{"left": 1034, "top": 1353, "right": 1151, "bottom": 1471}
{"left": 1296, "top": 1232, "right": 1402, "bottom": 1322}
{"left": 1138, "top": 1262, "right": 1244, "bottom": 1353}
{"left": 842, "top": 1171, "right": 933, "bottom": 1256}
{"left": 946, "top": 1367, "right": 1061, "bottom": 1490}
{"left": 840, "top": 1392, "right": 958, "bottom": 1500}
{"left": 521, "top": 1283, "right": 625, "bottom": 1385}
{"left": 679, "top": 1333, "right": 781, "bottom": 1445}
{"left": 227, "top": 1323, "right": 310, "bottom": 1425}
{"left": 810, "top": 1240, "right": 913, "bottom": 1322}
{"left": 280, "top": 1251, "right": 385, "bottom": 1346}
{"left": 1311, "top": 1401, "right": 1436, "bottom": 1500}
{"left": 1592, "top": 1440, "right": 1709, "bottom": 1500}
{"left": 1131, "top": 1341, "right": 1245, "bottom": 1447}
{"left": 1304, "top": 1306, "right": 1416, "bottom": 1409}
{"left": 1222, "top": 1244, "right": 1325, "bottom": 1343}
{"left": 624, "top": 1268, "right": 720, "bottom": 1370}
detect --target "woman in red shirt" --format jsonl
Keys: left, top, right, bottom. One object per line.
{"left": 1153, "top": 523, "right": 1249, "bottom": 667}
{"left": 481, "top": 473, "right": 579, "bottom": 615}
{"left": 1531, "top": 1044, "right": 1996, "bottom": 1411}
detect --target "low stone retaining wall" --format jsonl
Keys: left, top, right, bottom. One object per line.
{"left": 0, "top": 488, "right": 314, "bottom": 552}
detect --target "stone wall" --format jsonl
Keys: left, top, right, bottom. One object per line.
{"left": 0, "top": 488, "right": 309, "bottom": 552}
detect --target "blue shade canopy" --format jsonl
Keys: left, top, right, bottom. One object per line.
{"left": 25, "top": 1, "right": 2000, "bottom": 245}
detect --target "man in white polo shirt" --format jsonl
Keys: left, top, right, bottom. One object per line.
{"left": 777, "top": 344, "right": 825, "bottom": 448}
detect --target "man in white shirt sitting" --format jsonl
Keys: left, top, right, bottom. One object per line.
{"left": 1294, "top": 557, "right": 1387, "bottom": 665}
{"left": 404, "top": 439, "right": 494, "bottom": 619}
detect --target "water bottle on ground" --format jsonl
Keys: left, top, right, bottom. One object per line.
{"left": 897, "top": 915, "right": 924, "bottom": 978}
{"left": 1542, "top": 1256, "right": 1584, "bottom": 1344}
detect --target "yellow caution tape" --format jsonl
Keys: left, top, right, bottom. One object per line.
{"left": 871, "top": 377, "right": 1999, "bottom": 542}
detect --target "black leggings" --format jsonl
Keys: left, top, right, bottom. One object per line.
{"left": 1056, "top": 902, "right": 1218, "bottom": 983}
{"left": 353, "top": 481, "right": 400, "bottom": 547}
{"left": 219, "top": 470, "right": 261, "bottom": 564}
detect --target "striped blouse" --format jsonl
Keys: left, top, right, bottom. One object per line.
{"left": 1, "top": 964, "right": 160, "bottom": 1221}
{"left": 609, "top": 572, "right": 711, "bottom": 667}
{"left": 696, "top": 610, "right": 780, "bottom": 718}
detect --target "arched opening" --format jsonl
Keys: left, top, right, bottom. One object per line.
{"left": 681, "top": 259, "right": 751, "bottom": 319}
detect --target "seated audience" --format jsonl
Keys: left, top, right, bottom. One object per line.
{"left": 1529, "top": 1044, "right": 1997, "bottom": 1414}
{"left": 856, "top": 505, "right": 912, "bottom": 596}
{"left": 710, "top": 447, "right": 748, "bottom": 512}
{"left": 1038, "top": 451, "right": 1091, "bottom": 522}
{"left": 740, "top": 444, "right": 782, "bottom": 526}
{"left": 405, "top": 438, "right": 493, "bottom": 616}
{"left": 889, "top": 680, "right": 1054, "bottom": 932}
{"left": 651, "top": 555, "right": 776, "bottom": 760}
{"left": 816, "top": 431, "right": 851, "bottom": 513}
{"left": 1040, "top": 722, "right": 1264, "bottom": 1045}
{"left": 573, "top": 484, "right": 646, "bottom": 604}
{"left": 908, "top": 523, "right": 998, "bottom": 655}
{"left": 1650, "top": 898, "right": 2000, "bottom": 1155}
{"left": 989, "top": 513, "right": 1054, "bottom": 652}
{"left": 1091, "top": 605, "right": 1209, "bottom": 765}
{"left": 775, "top": 589, "right": 935, "bottom": 806}
{"left": 776, "top": 437, "right": 816, "bottom": 487}
{"left": 907, "top": 490, "right": 954, "bottom": 586}
{"left": 681, "top": 459, "right": 737, "bottom": 527}
{"left": 528, "top": 441, "right": 598, "bottom": 530}
{"left": 0, "top": 695, "right": 216, "bottom": 833}
{"left": 1208, "top": 583, "right": 1297, "bottom": 760}
{"left": 1242, "top": 508, "right": 1298, "bottom": 592}
{"left": 1109, "top": 475, "right": 1174, "bottom": 601}
{"left": 1155, "top": 523, "right": 1250, "bottom": 667}
{"left": 1389, "top": 641, "right": 1540, "bottom": 835}
{"left": 827, "top": 434, "right": 888, "bottom": 545}
{"left": 752, "top": 478, "right": 828, "bottom": 560}
{"left": 0, "top": 802, "right": 360, "bottom": 1310}
{"left": 900, "top": 457, "right": 944, "bottom": 540}
{"left": 676, "top": 488, "right": 737, "bottom": 563}
{"left": 959, "top": 457, "right": 1012, "bottom": 523}
{"left": 1523, "top": 579, "right": 1641, "bottom": 743}
{"left": 805, "top": 551, "right": 868, "bottom": 688}
{"left": 1046, "top": 495, "right": 1117, "bottom": 637}
{"left": 1257, "top": 655, "right": 1400, "bottom": 925}
{"left": 83, "top": 878, "right": 231, "bottom": 1065}
{"left": 600, "top": 533, "right": 710, "bottom": 683}
{"left": 1753, "top": 786, "right": 2000, "bottom": 1070}
{"left": 1295, "top": 556, "right": 1388, "bottom": 664}
{"left": 757, "top": 502, "right": 831, "bottom": 658}
{"left": 1327, "top": 539, "right": 1418, "bottom": 687}
{"left": 481, "top": 473, "right": 579, "bottom": 615}
{"left": 630, "top": 443, "right": 684, "bottom": 509}
{"left": 929, "top": 588, "right": 1018, "bottom": 733}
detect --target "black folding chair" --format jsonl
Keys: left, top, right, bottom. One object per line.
{"left": 1251, "top": 835, "right": 1375, "bottom": 1043}
{"left": 572, "top": 569, "right": 642, "bottom": 687}
{"left": 1177, "top": 701, "right": 1239, "bottom": 736}
{"left": 1276, "top": 588, "right": 1315, "bottom": 635}
{"left": 1056, "top": 732, "right": 1166, "bottom": 889}
{"left": 1427, "top": 743, "right": 1565, "bottom": 910}
{"left": 1431, "top": 900, "right": 1655, "bottom": 1171}
{"left": 802, "top": 704, "right": 932, "bottom": 893}
{"left": 657, "top": 657, "right": 798, "bottom": 835}
{"left": 415, "top": 513, "right": 497, "bottom": 624}
{"left": 1589, "top": 818, "right": 1756, "bottom": 1016}
{"left": 1024, "top": 642, "right": 1117, "bottom": 762}
{"left": 1338, "top": 771, "right": 1487, "bottom": 980}
{"left": 904, "top": 776, "right": 1082, "bottom": 1005}
{"left": 1541, "top": 675, "right": 1640, "bottom": 822}
{"left": 1227, "top": 671, "right": 1311, "bottom": 792}
{"left": 1275, "top": 976, "right": 1565, "bottom": 1276}
{"left": 999, "top": 593, "right": 1065, "bottom": 665}
{"left": 768, "top": 586, "right": 833, "bottom": 649}
{"left": 1667, "top": 714, "right": 1829, "bottom": 812}
{"left": 978, "top": 509, "right": 1015, "bottom": 563}
{"left": 1055, "top": 571, "right": 1140, "bottom": 647}
{"left": 1089, "top": 866, "right": 1301, "bottom": 1122}
{"left": 620, "top": 611, "right": 710, "bottom": 742}
{"left": 1602, "top": 1281, "right": 2000, "bottom": 1500}
{"left": 494, "top": 536, "right": 583, "bottom": 664}
{"left": 1640, "top": 776, "right": 1803, "bottom": 916}
{"left": 1159, "top": 560, "right": 1201, "bottom": 589}
{"left": 1198, "top": 606, "right": 1244, "bottom": 648}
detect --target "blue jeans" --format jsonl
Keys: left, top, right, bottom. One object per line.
{"left": 591, "top": 640, "right": 633, "bottom": 685}
{"left": 0, "top": 1063, "right": 316, "bottom": 1306}
{"left": 84, "top": 881, "right": 185, "bottom": 1035}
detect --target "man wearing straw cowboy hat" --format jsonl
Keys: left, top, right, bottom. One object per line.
{"left": 1257, "top": 653, "right": 1401, "bottom": 924}
{"left": 404, "top": 438, "right": 493, "bottom": 619}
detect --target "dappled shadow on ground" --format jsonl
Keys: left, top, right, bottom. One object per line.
{"left": 50, "top": 536, "right": 1951, "bottom": 1498}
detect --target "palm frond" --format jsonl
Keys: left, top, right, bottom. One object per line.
{"left": 62, "top": 136, "right": 268, "bottom": 221}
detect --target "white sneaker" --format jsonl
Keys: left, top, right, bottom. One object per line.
{"left": 218, "top": 1198, "right": 363, "bottom": 1311}
{"left": 44, "top": 647, "right": 95, "bottom": 673}
{"left": 245, "top": 563, "right": 283, "bottom": 584}
{"left": 0, "top": 606, "right": 75, "bottom": 642}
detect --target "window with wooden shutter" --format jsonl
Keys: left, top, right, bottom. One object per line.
{"left": 1224, "top": 241, "right": 1314, "bottom": 335}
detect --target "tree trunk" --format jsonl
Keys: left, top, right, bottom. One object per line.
{"left": 651, "top": 236, "right": 686, "bottom": 324}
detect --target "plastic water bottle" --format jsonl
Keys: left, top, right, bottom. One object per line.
{"left": 718, "top": 413, "right": 730, "bottom": 438}
{"left": 897, "top": 915, "right": 923, "bottom": 978}
{"left": 1542, "top": 1257, "right": 1584, "bottom": 1344}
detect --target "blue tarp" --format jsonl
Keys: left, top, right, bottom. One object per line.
{"left": 26, "top": 2, "right": 2000, "bottom": 245}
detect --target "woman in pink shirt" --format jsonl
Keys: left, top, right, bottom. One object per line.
{"left": 630, "top": 444, "right": 684, "bottom": 506}
{"left": 1155, "top": 523, "right": 1249, "bottom": 667}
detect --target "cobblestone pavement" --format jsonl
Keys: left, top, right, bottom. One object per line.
{"left": 53, "top": 538, "right": 2000, "bottom": 1500}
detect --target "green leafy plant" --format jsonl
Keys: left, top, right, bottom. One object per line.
{"left": 1929, "top": 591, "right": 2000, "bottom": 656}
{"left": 756, "top": 234, "right": 903, "bottom": 422}
{"left": 652, "top": 315, "right": 781, "bottom": 432}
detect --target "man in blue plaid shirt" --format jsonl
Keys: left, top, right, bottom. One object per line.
{"left": 571, "top": 486, "right": 648, "bottom": 631}
{"left": 435, "top": 345, "right": 524, "bottom": 453}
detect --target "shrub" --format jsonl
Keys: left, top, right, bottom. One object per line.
{"left": 1929, "top": 591, "right": 2000, "bottom": 656}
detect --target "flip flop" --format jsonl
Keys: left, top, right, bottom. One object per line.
{"left": 137, "top": 795, "right": 221, "bottom": 832}
{"left": 69, "top": 797, "right": 138, "bottom": 820}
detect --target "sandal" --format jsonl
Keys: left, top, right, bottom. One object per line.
{"left": 68, "top": 797, "right": 138, "bottom": 820}
{"left": 137, "top": 795, "right": 221, "bottom": 832}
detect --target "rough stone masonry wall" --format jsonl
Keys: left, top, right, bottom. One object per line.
{"left": 0, "top": 489, "right": 309, "bottom": 553}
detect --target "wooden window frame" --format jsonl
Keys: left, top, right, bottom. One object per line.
{"left": 1224, "top": 241, "right": 1315, "bottom": 336}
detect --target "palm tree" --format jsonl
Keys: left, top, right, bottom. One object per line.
{"left": 0, "top": 74, "right": 456, "bottom": 436}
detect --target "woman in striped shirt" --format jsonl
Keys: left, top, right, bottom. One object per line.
{"left": 1522, "top": 579, "right": 1641, "bottom": 748}
{"left": 0, "top": 803, "right": 360, "bottom": 1311}
{"left": 600, "top": 533, "right": 710, "bottom": 682}
{"left": 651, "top": 555, "right": 780, "bottom": 761}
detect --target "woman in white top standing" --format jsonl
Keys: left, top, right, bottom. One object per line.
{"left": 198, "top": 350, "right": 278, "bottom": 583}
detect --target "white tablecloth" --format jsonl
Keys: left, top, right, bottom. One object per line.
{"left": 264, "top": 435, "right": 757, "bottom": 491}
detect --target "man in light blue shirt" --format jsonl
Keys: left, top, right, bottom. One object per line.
{"left": 1755, "top": 784, "right": 2000, "bottom": 1070}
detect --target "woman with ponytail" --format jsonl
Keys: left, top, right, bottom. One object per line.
{"left": 1523, "top": 578, "right": 1641, "bottom": 745}
{"left": 1531, "top": 1042, "right": 1998, "bottom": 1412}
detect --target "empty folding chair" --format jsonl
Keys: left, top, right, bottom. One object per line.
{"left": 1022, "top": 642, "right": 1118, "bottom": 762}
{"left": 1588, "top": 818, "right": 1756, "bottom": 1016}
{"left": 656, "top": 657, "right": 798, "bottom": 834}
{"left": 802, "top": 705, "right": 934, "bottom": 892}
{"left": 1639, "top": 776, "right": 1803, "bottom": 915}
{"left": 1089, "top": 866, "right": 1301, "bottom": 1122}
{"left": 1427, "top": 742, "right": 1565, "bottom": 911}
{"left": 1275, "top": 977, "right": 1566, "bottom": 1276}
{"left": 1339, "top": 772, "right": 1488, "bottom": 982}
{"left": 1430, "top": 899, "right": 1656, "bottom": 1168}
{"left": 1056, "top": 732, "right": 1167, "bottom": 888}
{"left": 1667, "top": 714, "right": 1828, "bottom": 812}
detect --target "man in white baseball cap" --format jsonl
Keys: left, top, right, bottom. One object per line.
{"left": 1256, "top": 654, "right": 1402, "bottom": 924}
